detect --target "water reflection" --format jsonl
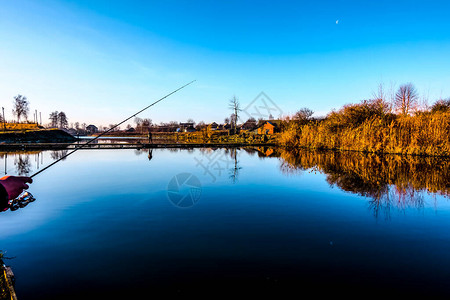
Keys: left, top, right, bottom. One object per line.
{"left": 14, "top": 155, "right": 31, "bottom": 176}
{"left": 196, "top": 148, "right": 242, "bottom": 183}
{"left": 50, "top": 150, "right": 68, "bottom": 161}
{"left": 277, "top": 148, "right": 450, "bottom": 218}
{"left": 1, "top": 148, "right": 450, "bottom": 297}
{"left": 1, "top": 148, "right": 448, "bottom": 218}
{"left": 148, "top": 149, "right": 153, "bottom": 161}
{"left": 1, "top": 150, "right": 71, "bottom": 176}
{"left": 226, "top": 148, "right": 241, "bottom": 183}
{"left": 0, "top": 150, "right": 70, "bottom": 212}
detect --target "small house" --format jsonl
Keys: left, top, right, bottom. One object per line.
{"left": 208, "top": 122, "right": 219, "bottom": 131}
{"left": 256, "top": 120, "right": 281, "bottom": 135}
{"left": 240, "top": 119, "right": 258, "bottom": 131}
{"left": 222, "top": 123, "right": 232, "bottom": 130}
{"left": 86, "top": 124, "right": 98, "bottom": 134}
{"left": 179, "top": 122, "right": 196, "bottom": 132}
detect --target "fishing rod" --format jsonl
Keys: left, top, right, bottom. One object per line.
{"left": 8, "top": 80, "right": 196, "bottom": 209}
{"left": 31, "top": 80, "right": 195, "bottom": 178}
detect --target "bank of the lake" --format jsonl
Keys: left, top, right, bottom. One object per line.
{"left": 0, "top": 129, "right": 77, "bottom": 144}
{"left": 279, "top": 110, "right": 450, "bottom": 157}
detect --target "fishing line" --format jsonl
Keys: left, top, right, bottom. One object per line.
{"left": 31, "top": 80, "right": 195, "bottom": 179}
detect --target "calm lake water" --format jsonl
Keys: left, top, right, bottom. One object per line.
{"left": 0, "top": 148, "right": 449, "bottom": 298}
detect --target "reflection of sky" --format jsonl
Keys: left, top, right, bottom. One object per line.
{"left": 0, "top": 149, "right": 449, "bottom": 237}
{"left": 1, "top": 149, "right": 450, "bottom": 297}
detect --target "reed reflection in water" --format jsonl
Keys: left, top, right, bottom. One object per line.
{"left": 278, "top": 148, "right": 450, "bottom": 218}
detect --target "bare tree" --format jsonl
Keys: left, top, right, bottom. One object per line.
{"left": 134, "top": 117, "right": 143, "bottom": 133}
{"left": 415, "top": 87, "right": 430, "bottom": 113}
{"left": 49, "top": 111, "right": 59, "bottom": 128}
{"left": 293, "top": 108, "right": 314, "bottom": 122}
{"left": 372, "top": 83, "right": 392, "bottom": 113}
{"left": 230, "top": 113, "right": 237, "bottom": 128}
{"left": 228, "top": 96, "right": 242, "bottom": 134}
{"left": 373, "top": 83, "right": 386, "bottom": 102}
{"left": 12, "top": 95, "right": 29, "bottom": 122}
{"left": 394, "top": 83, "right": 418, "bottom": 115}
{"left": 142, "top": 118, "right": 152, "bottom": 128}
{"left": 134, "top": 118, "right": 151, "bottom": 133}
{"left": 195, "top": 121, "right": 206, "bottom": 130}
{"left": 134, "top": 117, "right": 143, "bottom": 126}
{"left": 58, "top": 111, "right": 68, "bottom": 128}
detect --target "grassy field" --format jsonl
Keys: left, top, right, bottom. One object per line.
{"left": 0, "top": 122, "right": 42, "bottom": 131}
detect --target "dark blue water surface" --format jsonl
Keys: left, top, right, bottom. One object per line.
{"left": 1, "top": 148, "right": 449, "bottom": 298}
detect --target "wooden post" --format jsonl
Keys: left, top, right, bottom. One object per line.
{"left": 2, "top": 107, "right": 5, "bottom": 131}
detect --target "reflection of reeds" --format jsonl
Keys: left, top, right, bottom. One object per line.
{"left": 279, "top": 149, "right": 449, "bottom": 196}
{"left": 278, "top": 149, "right": 449, "bottom": 217}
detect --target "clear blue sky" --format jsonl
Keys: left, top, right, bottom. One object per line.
{"left": 1, "top": 0, "right": 449, "bottom": 127}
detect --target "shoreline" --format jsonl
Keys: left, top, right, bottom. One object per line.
{"left": 1, "top": 141, "right": 449, "bottom": 159}
{"left": 282, "top": 145, "right": 450, "bottom": 158}
{"left": 1, "top": 130, "right": 449, "bottom": 158}
{"left": 0, "top": 129, "right": 76, "bottom": 144}
{"left": 0, "top": 142, "right": 277, "bottom": 151}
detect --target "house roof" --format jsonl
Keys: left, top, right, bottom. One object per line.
{"left": 240, "top": 120, "right": 258, "bottom": 129}
{"left": 257, "top": 120, "right": 282, "bottom": 128}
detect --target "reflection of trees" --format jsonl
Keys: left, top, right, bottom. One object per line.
{"left": 368, "top": 184, "right": 425, "bottom": 219}
{"left": 14, "top": 155, "right": 31, "bottom": 175}
{"left": 227, "top": 148, "right": 241, "bottom": 184}
{"left": 50, "top": 150, "right": 68, "bottom": 161}
{"left": 278, "top": 149, "right": 450, "bottom": 218}
{"left": 242, "top": 148, "right": 256, "bottom": 156}
{"left": 2, "top": 151, "right": 45, "bottom": 176}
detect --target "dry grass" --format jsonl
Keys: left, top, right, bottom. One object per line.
{"left": 1, "top": 122, "right": 41, "bottom": 131}
{"left": 279, "top": 102, "right": 450, "bottom": 156}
